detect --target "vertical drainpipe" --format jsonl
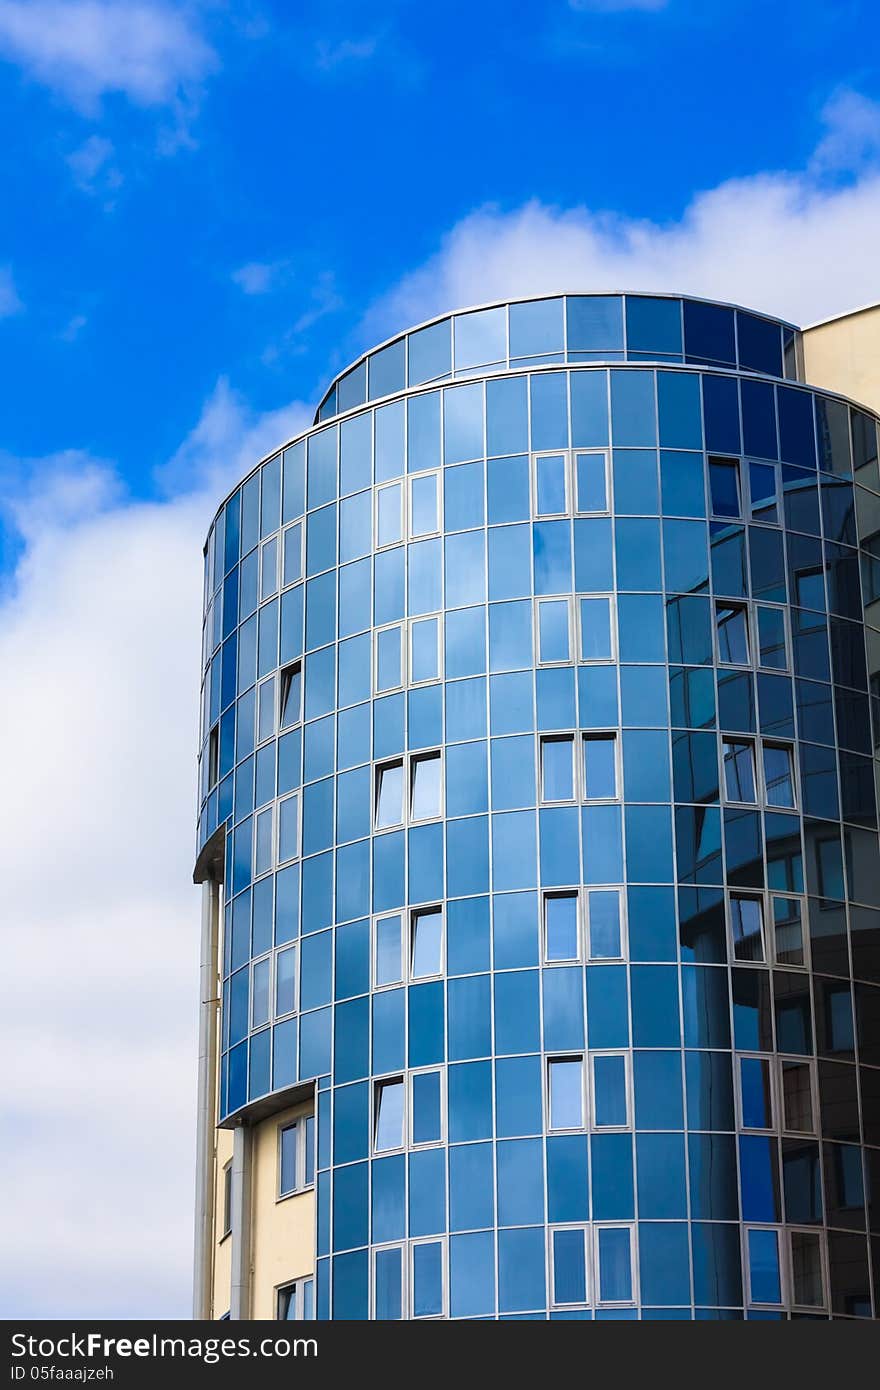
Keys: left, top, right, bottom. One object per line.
{"left": 229, "top": 1123, "right": 253, "bottom": 1319}
{"left": 192, "top": 878, "right": 220, "bottom": 1319}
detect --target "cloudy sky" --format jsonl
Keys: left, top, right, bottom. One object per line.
{"left": 1, "top": 0, "right": 879, "bottom": 1320}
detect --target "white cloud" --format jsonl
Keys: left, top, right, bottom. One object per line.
{"left": 0, "top": 264, "right": 22, "bottom": 316}
{"left": 66, "top": 133, "right": 123, "bottom": 200}
{"left": 0, "top": 1, "right": 217, "bottom": 113}
{"left": 811, "top": 87, "right": 880, "bottom": 177}
{"left": 314, "top": 36, "right": 378, "bottom": 71}
{"left": 370, "top": 95, "right": 880, "bottom": 337}
{"left": 60, "top": 312, "right": 89, "bottom": 341}
{"left": 569, "top": 0, "right": 668, "bottom": 12}
{"left": 0, "top": 384, "right": 310, "bottom": 1318}
{"left": 231, "top": 260, "right": 285, "bottom": 296}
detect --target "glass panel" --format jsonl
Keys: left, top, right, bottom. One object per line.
{"left": 412, "top": 1241, "right": 443, "bottom": 1317}
{"left": 542, "top": 737, "right": 574, "bottom": 801}
{"left": 588, "top": 891, "right": 622, "bottom": 958}
{"left": 412, "top": 1070, "right": 442, "bottom": 1143}
{"left": 280, "top": 1124, "right": 298, "bottom": 1194}
{"left": 579, "top": 596, "right": 612, "bottom": 660}
{"left": 549, "top": 1058, "right": 584, "bottom": 1128}
{"left": 740, "top": 1056, "right": 773, "bottom": 1128}
{"left": 781, "top": 1060, "right": 814, "bottom": 1133}
{"left": 757, "top": 607, "right": 786, "bottom": 670}
{"left": 375, "top": 1247, "right": 403, "bottom": 1320}
{"left": 723, "top": 739, "right": 757, "bottom": 802}
{"left": 251, "top": 957, "right": 270, "bottom": 1026}
{"left": 731, "top": 894, "right": 765, "bottom": 962}
{"left": 553, "top": 1228, "right": 587, "bottom": 1305}
{"left": 412, "top": 909, "right": 443, "bottom": 978}
{"left": 283, "top": 523, "right": 303, "bottom": 585}
{"left": 583, "top": 736, "right": 617, "bottom": 799}
{"left": 597, "top": 1227, "right": 632, "bottom": 1302}
{"left": 303, "top": 1115, "right": 315, "bottom": 1186}
{"left": 772, "top": 896, "right": 805, "bottom": 966}
{"left": 410, "top": 474, "right": 439, "bottom": 535}
{"left": 575, "top": 451, "right": 607, "bottom": 512}
{"left": 377, "top": 626, "right": 402, "bottom": 692}
{"left": 536, "top": 453, "right": 567, "bottom": 515}
{"left": 790, "top": 1231, "right": 823, "bottom": 1307}
{"left": 593, "top": 1054, "right": 628, "bottom": 1127}
{"left": 376, "top": 763, "right": 404, "bottom": 828}
{"left": 280, "top": 664, "right": 302, "bottom": 727}
{"left": 709, "top": 458, "right": 741, "bottom": 518}
{"left": 276, "top": 946, "right": 296, "bottom": 1014}
{"left": 750, "top": 462, "right": 778, "bottom": 524}
{"left": 411, "top": 754, "right": 442, "bottom": 819}
{"left": 538, "top": 600, "right": 570, "bottom": 662}
{"left": 377, "top": 484, "right": 402, "bottom": 546}
{"left": 376, "top": 914, "right": 402, "bottom": 986}
{"left": 545, "top": 893, "right": 579, "bottom": 962}
{"left": 763, "top": 744, "right": 795, "bottom": 808}
{"left": 411, "top": 617, "right": 439, "bottom": 682}
{"left": 747, "top": 1228, "right": 781, "bottom": 1304}
{"left": 717, "top": 604, "right": 750, "bottom": 664}
{"left": 375, "top": 1079, "right": 404, "bottom": 1151}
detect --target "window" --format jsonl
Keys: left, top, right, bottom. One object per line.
{"left": 282, "top": 522, "right": 303, "bottom": 586}
{"left": 591, "top": 1053, "right": 630, "bottom": 1128}
{"left": 757, "top": 605, "right": 787, "bottom": 670}
{"left": 579, "top": 595, "right": 614, "bottom": 661}
{"left": 537, "top": 598, "right": 571, "bottom": 663}
{"left": 376, "top": 624, "right": 404, "bottom": 692}
{"left": 716, "top": 602, "right": 750, "bottom": 664}
{"left": 279, "top": 661, "right": 302, "bottom": 728}
{"left": 411, "top": 1239, "right": 445, "bottom": 1318}
{"left": 738, "top": 1055, "right": 774, "bottom": 1130}
{"left": 409, "top": 615, "right": 441, "bottom": 683}
{"left": 260, "top": 536, "right": 278, "bottom": 600}
{"left": 374, "top": 914, "right": 403, "bottom": 987}
{"left": 375, "top": 761, "right": 404, "bottom": 829}
{"left": 575, "top": 450, "right": 608, "bottom": 513}
{"left": 410, "top": 752, "right": 442, "bottom": 820}
{"left": 254, "top": 806, "right": 274, "bottom": 877}
{"left": 595, "top": 1226, "right": 635, "bottom": 1305}
{"left": 277, "top": 1278, "right": 314, "bottom": 1320}
{"left": 582, "top": 734, "right": 618, "bottom": 800}
{"left": 221, "top": 1161, "right": 232, "bottom": 1238}
{"left": 749, "top": 461, "right": 778, "bottom": 524}
{"left": 762, "top": 742, "right": 795, "bottom": 808}
{"left": 410, "top": 1069, "right": 443, "bottom": 1145}
{"left": 374, "top": 1078, "right": 405, "bottom": 1152}
{"left": 548, "top": 1057, "right": 585, "bottom": 1130}
{"left": 374, "top": 1245, "right": 404, "bottom": 1320}
{"left": 278, "top": 792, "right": 300, "bottom": 863}
{"left": 586, "top": 889, "right": 623, "bottom": 959}
{"left": 551, "top": 1227, "right": 589, "bottom": 1307}
{"left": 745, "top": 1228, "right": 782, "bottom": 1306}
{"left": 207, "top": 725, "right": 219, "bottom": 788}
{"left": 788, "top": 1230, "right": 826, "bottom": 1309}
{"left": 780, "top": 1057, "right": 815, "bottom": 1134}
{"left": 709, "top": 456, "right": 741, "bottom": 519}
{"left": 541, "top": 735, "right": 575, "bottom": 802}
{"left": 376, "top": 481, "right": 403, "bottom": 547}
{"left": 409, "top": 472, "right": 440, "bottom": 536}
{"left": 772, "top": 895, "right": 806, "bottom": 966}
{"left": 275, "top": 944, "right": 297, "bottom": 1016}
{"left": 544, "top": 892, "right": 579, "bottom": 962}
{"left": 730, "top": 893, "right": 765, "bottom": 962}
{"left": 411, "top": 907, "right": 443, "bottom": 978}
{"left": 723, "top": 738, "right": 757, "bottom": 803}
{"left": 257, "top": 676, "right": 276, "bottom": 742}
{"left": 745, "top": 1229, "right": 827, "bottom": 1310}
{"left": 535, "top": 452, "right": 568, "bottom": 516}
{"left": 251, "top": 956, "right": 271, "bottom": 1027}
{"left": 279, "top": 1113, "right": 315, "bottom": 1197}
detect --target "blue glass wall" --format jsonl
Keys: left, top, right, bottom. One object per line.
{"left": 197, "top": 294, "right": 880, "bottom": 1320}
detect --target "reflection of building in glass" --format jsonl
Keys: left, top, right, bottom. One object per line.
{"left": 192, "top": 293, "right": 880, "bottom": 1320}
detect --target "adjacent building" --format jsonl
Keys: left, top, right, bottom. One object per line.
{"left": 193, "top": 292, "right": 880, "bottom": 1320}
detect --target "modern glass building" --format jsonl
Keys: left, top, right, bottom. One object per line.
{"left": 193, "top": 292, "right": 880, "bottom": 1321}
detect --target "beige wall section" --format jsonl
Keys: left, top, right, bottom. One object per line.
{"left": 802, "top": 304, "right": 880, "bottom": 415}
{"left": 208, "top": 1102, "right": 315, "bottom": 1320}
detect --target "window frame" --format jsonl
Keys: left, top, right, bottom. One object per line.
{"left": 742, "top": 1225, "right": 828, "bottom": 1313}
{"left": 409, "top": 750, "right": 444, "bottom": 823}
{"left": 410, "top": 904, "right": 445, "bottom": 980}
{"left": 409, "top": 1237, "right": 448, "bottom": 1320}
{"left": 274, "top": 941, "right": 298, "bottom": 1018}
{"left": 722, "top": 736, "right": 758, "bottom": 806}
{"left": 221, "top": 1159, "right": 233, "bottom": 1239}
{"left": 708, "top": 454, "right": 742, "bottom": 521}
{"left": 374, "top": 620, "right": 405, "bottom": 694}
{"left": 535, "top": 595, "right": 574, "bottom": 666}
{"left": 590, "top": 1050, "right": 632, "bottom": 1130}
{"left": 408, "top": 613, "right": 443, "bottom": 685}
{"left": 573, "top": 448, "right": 611, "bottom": 516}
{"left": 539, "top": 733, "right": 576, "bottom": 804}
{"left": 578, "top": 593, "right": 616, "bottom": 663}
{"left": 581, "top": 731, "right": 620, "bottom": 802}
{"left": 727, "top": 889, "right": 767, "bottom": 963}
{"left": 279, "top": 660, "right": 303, "bottom": 730}
{"left": 761, "top": 740, "right": 797, "bottom": 811}
{"left": 373, "top": 1075, "right": 406, "bottom": 1155}
{"left": 372, "top": 1242, "right": 406, "bottom": 1321}
{"left": 276, "top": 789, "right": 301, "bottom": 864}
{"left": 276, "top": 1276, "right": 315, "bottom": 1321}
{"left": 532, "top": 449, "right": 571, "bottom": 519}
{"left": 755, "top": 603, "right": 789, "bottom": 673}
{"left": 373, "top": 911, "right": 404, "bottom": 989}
{"left": 281, "top": 520, "right": 304, "bottom": 588}
{"left": 735, "top": 1053, "right": 777, "bottom": 1133}
{"left": 547, "top": 1054, "right": 587, "bottom": 1133}
{"left": 375, "top": 479, "right": 405, "bottom": 549}
{"left": 548, "top": 1224, "right": 591, "bottom": 1309}
{"left": 593, "top": 1223, "right": 637, "bottom": 1308}
{"left": 373, "top": 750, "right": 444, "bottom": 832}
{"left": 408, "top": 469, "right": 442, "bottom": 539}
{"left": 260, "top": 534, "right": 279, "bottom": 601}
{"left": 408, "top": 1066, "right": 446, "bottom": 1148}
{"left": 277, "top": 1112, "right": 316, "bottom": 1200}
{"left": 542, "top": 889, "right": 582, "bottom": 964}
{"left": 715, "top": 599, "right": 751, "bottom": 667}
{"left": 585, "top": 886, "right": 626, "bottom": 961}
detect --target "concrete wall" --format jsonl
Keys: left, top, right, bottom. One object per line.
{"left": 803, "top": 304, "right": 880, "bottom": 415}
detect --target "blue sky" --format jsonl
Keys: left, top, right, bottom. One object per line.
{"left": 1, "top": 0, "right": 880, "bottom": 1320}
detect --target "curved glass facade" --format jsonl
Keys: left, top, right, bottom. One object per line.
{"left": 197, "top": 294, "right": 880, "bottom": 1320}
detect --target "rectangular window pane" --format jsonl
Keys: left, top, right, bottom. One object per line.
{"left": 283, "top": 523, "right": 302, "bottom": 585}
{"left": 593, "top": 1054, "right": 628, "bottom": 1127}
{"left": 412, "top": 1070, "right": 442, "bottom": 1144}
{"left": 412, "top": 908, "right": 443, "bottom": 978}
{"left": 541, "top": 736, "right": 574, "bottom": 801}
{"left": 781, "top": 1060, "right": 814, "bottom": 1133}
{"left": 276, "top": 945, "right": 296, "bottom": 1015}
{"left": 280, "top": 1124, "right": 297, "bottom": 1194}
{"left": 575, "top": 451, "right": 607, "bottom": 512}
{"left": 549, "top": 1057, "right": 584, "bottom": 1129}
{"left": 377, "top": 625, "right": 403, "bottom": 692}
{"left": 302, "top": 1277, "right": 314, "bottom": 1320}
{"left": 553, "top": 1228, "right": 587, "bottom": 1305}
{"left": 412, "top": 1241, "right": 443, "bottom": 1318}
{"left": 731, "top": 893, "right": 764, "bottom": 962}
{"left": 375, "top": 1079, "right": 404, "bottom": 1151}
{"left": 303, "top": 1114, "right": 315, "bottom": 1186}
{"left": 597, "top": 1227, "right": 632, "bottom": 1303}
{"left": 545, "top": 893, "right": 579, "bottom": 962}
{"left": 411, "top": 617, "right": 439, "bottom": 682}
{"left": 772, "top": 895, "right": 805, "bottom": 966}
{"left": 278, "top": 794, "right": 300, "bottom": 862}
{"left": 750, "top": 462, "right": 778, "bottom": 524}
{"left": 251, "top": 957, "right": 270, "bottom": 1027}
{"left": 757, "top": 606, "right": 786, "bottom": 670}
{"left": 410, "top": 474, "right": 439, "bottom": 536}
{"left": 377, "top": 483, "right": 402, "bottom": 546}
{"left": 739, "top": 1056, "right": 773, "bottom": 1128}
{"left": 538, "top": 599, "right": 570, "bottom": 662}
{"left": 583, "top": 736, "right": 617, "bottom": 799}
{"left": 790, "top": 1231, "right": 824, "bottom": 1307}
{"left": 280, "top": 662, "right": 302, "bottom": 728}
{"left": 763, "top": 744, "right": 795, "bottom": 808}
{"left": 375, "top": 1247, "right": 403, "bottom": 1320}
{"left": 411, "top": 753, "right": 442, "bottom": 819}
{"left": 536, "top": 453, "right": 567, "bottom": 515}
{"left": 747, "top": 1228, "right": 781, "bottom": 1304}
{"left": 723, "top": 739, "right": 756, "bottom": 802}
{"left": 717, "top": 604, "right": 749, "bottom": 664}
{"left": 258, "top": 677, "right": 276, "bottom": 742}
{"left": 261, "top": 537, "right": 278, "bottom": 600}
{"left": 579, "top": 596, "right": 612, "bottom": 660}
{"left": 376, "top": 762, "right": 404, "bottom": 828}
{"left": 588, "top": 890, "right": 622, "bottom": 958}
{"left": 255, "top": 808, "right": 273, "bottom": 876}
{"left": 376, "top": 914, "right": 402, "bottom": 986}
{"left": 709, "top": 458, "right": 741, "bottom": 518}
